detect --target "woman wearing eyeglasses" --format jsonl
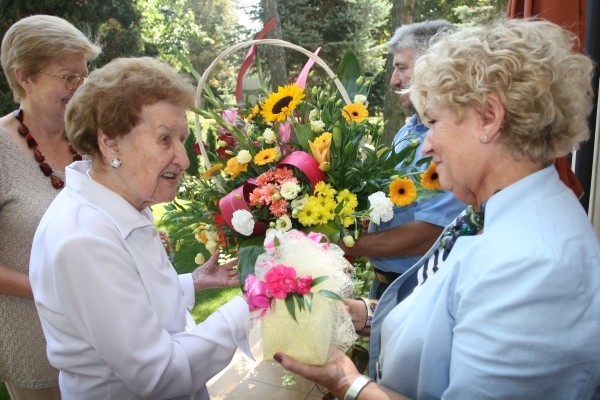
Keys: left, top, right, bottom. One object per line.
{"left": 0, "top": 15, "right": 101, "bottom": 400}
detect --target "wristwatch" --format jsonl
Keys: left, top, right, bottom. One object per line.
{"left": 344, "top": 375, "right": 374, "bottom": 400}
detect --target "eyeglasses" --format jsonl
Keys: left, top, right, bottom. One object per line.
{"left": 38, "top": 71, "right": 88, "bottom": 90}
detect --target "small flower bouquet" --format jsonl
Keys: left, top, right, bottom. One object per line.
{"left": 244, "top": 229, "right": 357, "bottom": 365}
{"left": 165, "top": 37, "right": 441, "bottom": 278}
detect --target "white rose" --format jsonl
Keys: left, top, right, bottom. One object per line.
{"left": 280, "top": 181, "right": 302, "bottom": 200}
{"left": 237, "top": 150, "right": 252, "bottom": 164}
{"left": 263, "top": 128, "right": 277, "bottom": 144}
{"left": 205, "top": 240, "right": 219, "bottom": 254}
{"left": 205, "top": 229, "right": 219, "bottom": 242}
{"left": 291, "top": 196, "right": 307, "bottom": 210}
{"left": 309, "top": 109, "right": 320, "bottom": 122}
{"left": 310, "top": 120, "right": 326, "bottom": 133}
{"left": 353, "top": 94, "right": 368, "bottom": 106}
{"left": 194, "top": 253, "right": 205, "bottom": 265}
{"left": 231, "top": 209, "right": 255, "bottom": 236}
{"left": 275, "top": 215, "right": 293, "bottom": 232}
{"left": 368, "top": 191, "right": 394, "bottom": 225}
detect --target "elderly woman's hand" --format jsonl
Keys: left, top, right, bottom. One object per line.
{"left": 192, "top": 250, "right": 239, "bottom": 291}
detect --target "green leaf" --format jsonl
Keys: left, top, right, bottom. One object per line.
{"left": 294, "top": 123, "right": 316, "bottom": 151}
{"left": 318, "top": 289, "right": 344, "bottom": 302}
{"left": 310, "top": 275, "right": 329, "bottom": 287}
{"left": 285, "top": 296, "right": 298, "bottom": 322}
{"left": 295, "top": 294, "right": 306, "bottom": 312}
{"left": 304, "top": 293, "right": 313, "bottom": 312}
{"left": 237, "top": 236, "right": 266, "bottom": 285}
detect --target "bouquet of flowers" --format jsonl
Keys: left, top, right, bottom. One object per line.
{"left": 166, "top": 38, "right": 440, "bottom": 277}
{"left": 243, "top": 229, "right": 357, "bottom": 365}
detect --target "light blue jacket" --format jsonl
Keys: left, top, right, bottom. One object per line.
{"left": 370, "top": 166, "right": 600, "bottom": 399}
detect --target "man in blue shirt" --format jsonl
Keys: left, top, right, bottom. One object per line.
{"left": 341, "top": 20, "right": 465, "bottom": 299}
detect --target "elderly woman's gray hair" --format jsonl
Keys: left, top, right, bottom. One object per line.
{"left": 66, "top": 57, "right": 196, "bottom": 158}
{"left": 410, "top": 18, "right": 594, "bottom": 164}
{"left": 1, "top": 15, "right": 101, "bottom": 102}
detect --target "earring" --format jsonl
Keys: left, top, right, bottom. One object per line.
{"left": 481, "top": 135, "right": 490, "bottom": 143}
{"left": 110, "top": 158, "right": 122, "bottom": 168}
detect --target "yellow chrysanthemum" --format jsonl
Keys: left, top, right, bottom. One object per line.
{"left": 314, "top": 181, "right": 336, "bottom": 198}
{"left": 297, "top": 198, "right": 319, "bottom": 226}
{"left": 336, "top": 189, "right": 358, "bottom": 210}
{"left": 420, "top": 162, "right": 441, "bottom": 191}
{"left": 389, "top": 177, "right": 417, "bottom": 206}
{"left": 253, "top": 148, "right": 280, "bottom": 166}
{"left": 224, "top": 157, "right": 248, "bottom": 179}
{"left": 313, "top": 203, "right": 335, "bottom": 225}
{"left": 261, "top": 83, "right": 305, "bottom": 123}
{"left": 342, "top": 102, "right": 368, "bottom": 123}
{"left": 202, "top": 163, "right": 223, "bottom": 179}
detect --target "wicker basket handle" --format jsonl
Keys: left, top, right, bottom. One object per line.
{"left": 193, "top": 39, "right": 352, "bottom": 171}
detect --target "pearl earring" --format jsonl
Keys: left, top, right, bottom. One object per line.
{"left": 110, "top": 158, "right": 122, "bottom": 168}
{"left": 481, "top": 135, "right": 490, "bottom": 143}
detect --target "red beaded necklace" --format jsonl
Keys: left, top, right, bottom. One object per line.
{"left": 12, "top": 109, "right": 82, "bottom": 189}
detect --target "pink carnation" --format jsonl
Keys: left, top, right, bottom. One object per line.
{"left": 243, "top": 274, "right": 271, "bottom": 315}
{"left": 265, "top": 264, "right": 298, "bottom": 299}
{"left": 269, "top": 198, "right": 289, "bottom": 217}
{"left": 296, "top": 276, "right": 313, "bottom": 295}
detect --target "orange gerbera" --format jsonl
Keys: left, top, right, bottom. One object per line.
{"left": 389, "top": 177, "right": 417, "bottom": 206}
{"left": 253, "top": 148, "right": 280, "bottom": 165}
{"left": 420, "top": 162, "right": 441, "bottom": 191}
{"left": 342, "top": 102, "right": 368, "bottom": 123}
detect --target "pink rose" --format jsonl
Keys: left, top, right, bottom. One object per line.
{"left": 296, "top": 276, "right": 313, "bottom": 295}
{"left": 243, "top": 274, "right": 271, "bottom": 313}
{"left": 265, "top": 264, "right": 298, "bottom": 299}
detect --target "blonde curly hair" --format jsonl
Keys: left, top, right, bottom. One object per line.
{"left": 410, "top": 18, "right": 594, "bottom": 163}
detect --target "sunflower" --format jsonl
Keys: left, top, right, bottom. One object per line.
{"left": 261, "top": 83, "right": 305, "bottom": 123}
{"left": 254, "top": 147, "right": 280, "bottom": 166}
{"left": 342, "top": 102, "right": 368, "bottom": 123}
{"left": 202, "top": 163, "right": 223, "bottom": 179}
{"left": 420, "top": 162, "right": 441, "bottom": 191}
{"left": 389, "top": 177, "right": 417, "bottom": 206}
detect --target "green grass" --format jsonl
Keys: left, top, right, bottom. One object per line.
{"left": 0, "top": 203, "right": 237, "bottom": 398}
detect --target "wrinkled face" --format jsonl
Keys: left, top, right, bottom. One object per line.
{"left": 25, "top": 55, "right": 88, "bottom": 128}
{"left": 113, "top": 101, "right": 190, "bottom": 210}
{"left": 390, "top": 48, "right": 416, "bottom": 113}
{"left": 421, "top": 101, "right": 485, "bottom": 205}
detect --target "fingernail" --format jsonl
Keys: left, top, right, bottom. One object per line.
{"left": 273, "top": 353, "right": 283, "bottom": 363}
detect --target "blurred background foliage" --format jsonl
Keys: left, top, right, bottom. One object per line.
{"left": 0, "top": 0, "right": 507, "bottom": 136}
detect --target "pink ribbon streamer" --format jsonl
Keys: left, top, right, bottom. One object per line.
{"left": 235, "top": 18, "right": 277, "bottom": 106}
{"left": 296, "top": 47, "right": 321, "bottom": 89}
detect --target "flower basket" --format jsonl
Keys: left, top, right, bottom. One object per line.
{"left": 170, "top": 34, "right": 440, "bottom": 286}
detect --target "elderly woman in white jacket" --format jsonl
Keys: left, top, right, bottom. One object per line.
{"left": 29, "top": 56, "right": 249, "bottom": 400}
